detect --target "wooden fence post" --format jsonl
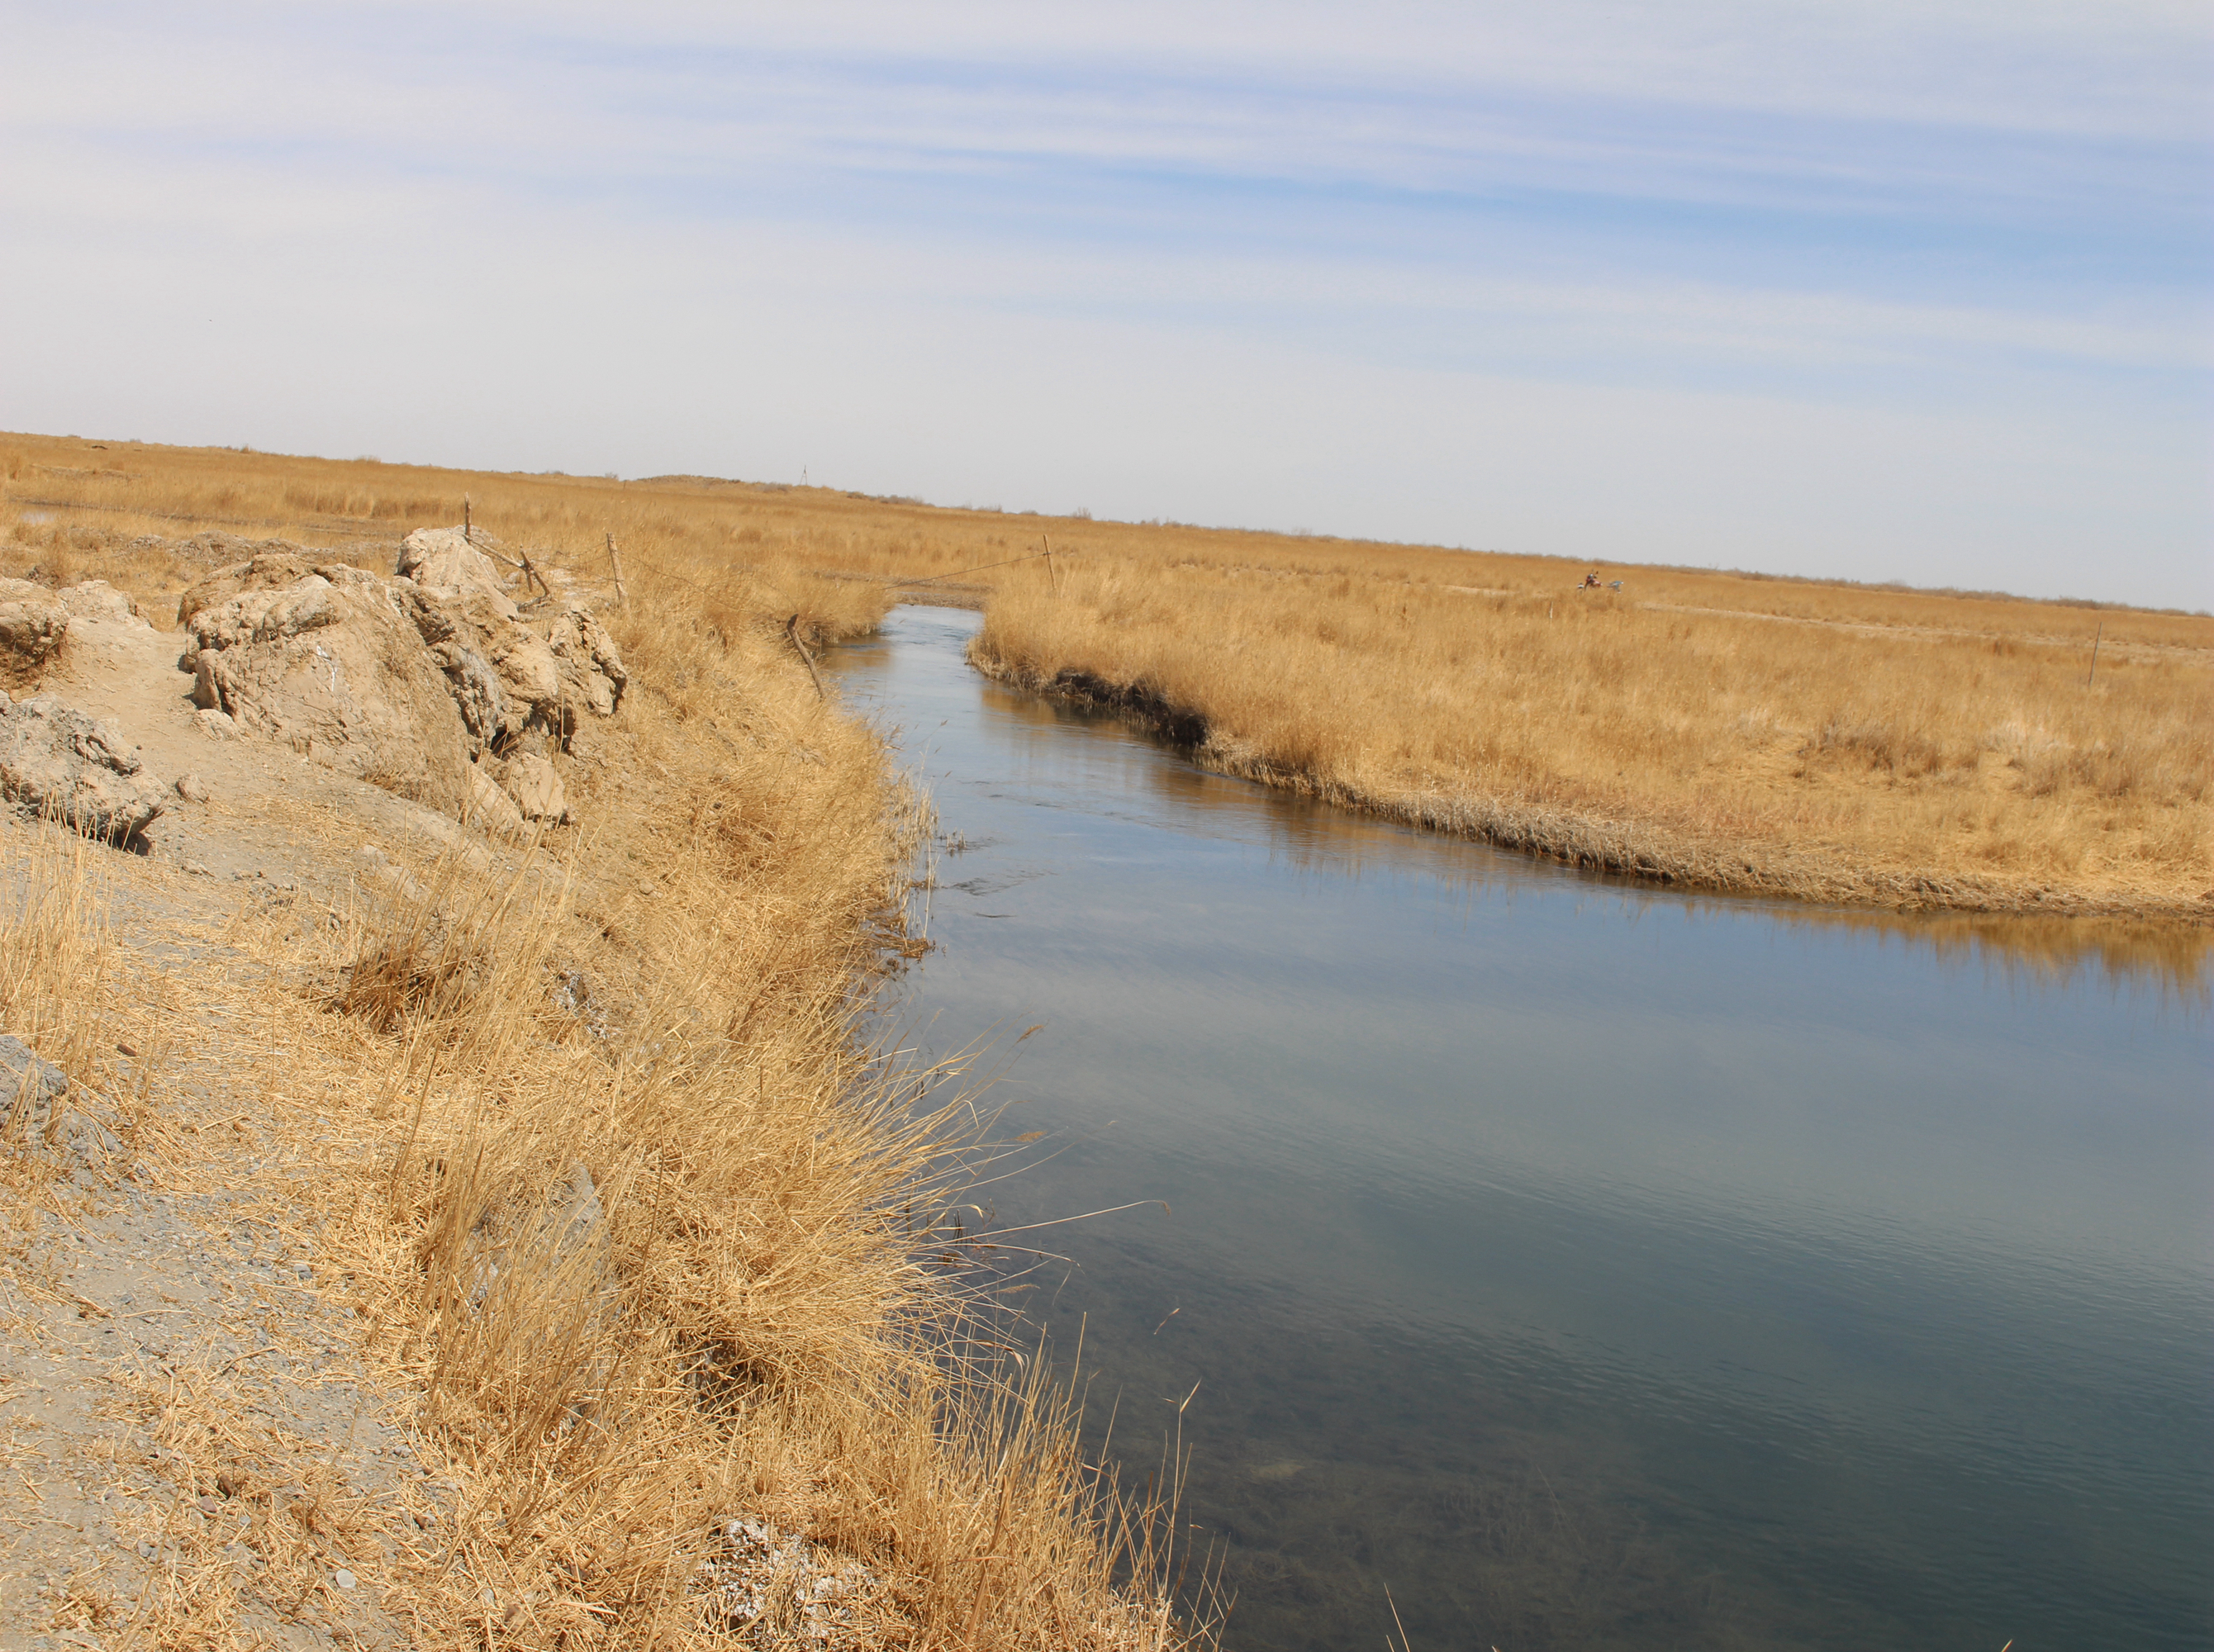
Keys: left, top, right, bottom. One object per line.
{"left": 515, "top": 549, "right": 550, "bottom": 599}
{"left": 606, "top": 534, "right": 628, "bottom": 605}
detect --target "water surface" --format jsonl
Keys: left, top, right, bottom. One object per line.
{"left": 828, "top": 606, "right": 2212, "bottom": 1652}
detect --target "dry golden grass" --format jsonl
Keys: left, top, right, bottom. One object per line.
{"left": 973, "top": 563, "right": 2212, "bottom": 920}
{"left": 7, "top": 427, "right": 2205, "bottom": 923}
{"left": 0, "top": 430, "right": 1222, "bottom": 1648}
{"left": 0, "top": 434, "right": 896, "bottom": 648}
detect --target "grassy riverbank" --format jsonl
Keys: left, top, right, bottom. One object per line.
{"left": 0, "top": 434, "right": 1209, "bottom": 1647}
{"left": 10, "top": 431, "right": 2204, "bottom": 923}
{"left": 970, "top": 565, "right": 2212, "bottom": 922}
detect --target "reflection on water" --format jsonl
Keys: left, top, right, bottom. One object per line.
{"left": 1758, "top": 904, "right": 2210, "bottom": 999}
{"left": 984, "top": 673, "right": 2212, "bottom": 999}
{"left": 831, "top": 608, "right": 2213, "bottom": 1652}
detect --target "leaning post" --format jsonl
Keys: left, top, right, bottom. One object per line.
{"left": 606, "top": 533, "right": 628, "bottom": 605}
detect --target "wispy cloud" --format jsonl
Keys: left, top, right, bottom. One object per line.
{"left": 2, "top": 2, "right": 2207, "bottom": 601}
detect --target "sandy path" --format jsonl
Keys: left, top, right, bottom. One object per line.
{"left": 0, "top": 596, "right": 529, "bottom": 1650}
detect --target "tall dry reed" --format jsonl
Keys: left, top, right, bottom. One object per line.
{"left": 970, "top": 561, "right": 2209, "bottom": 917}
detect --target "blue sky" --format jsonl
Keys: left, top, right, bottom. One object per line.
{"left": 3, "top": 2, "right": 2207, "bottom": 605}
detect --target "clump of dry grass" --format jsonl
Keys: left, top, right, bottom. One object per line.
{"left": 313, "top": 717, "right": 1212, "bottom": 1645}
{"left": 0, "top": 828, "right": 126, "bottom": 1184}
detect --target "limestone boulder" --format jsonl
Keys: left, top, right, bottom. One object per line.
{"left": 397, "top": 527, "right": 515, "bottom": 614}
{"left": 0, "top": 580, "right": 69, "bottom": 686}
{"left": 0, "top": 695, "right": 168, "bottom": 844}
{"left": 175, "top": 552, "right": 328, "bottom": 627}
{"left": 171, "top": 546, "right": 625, "bottom": 829}
{"left": 465, "top": 760, "right": 526, "bottom": 833}
{"left": 180, "top": 564, "right": 475, "bottom": 809}
{"left": 498, "top": 752, "right": 570, "bottom": 824}
{"left": 545, "top": 603, "right": 628, "bottom": 719}
{"left": 55, "top": 581, "right": 146, "bottom": 626}
{"left": 397, "top": 584, "right": 562, "bottom": 752}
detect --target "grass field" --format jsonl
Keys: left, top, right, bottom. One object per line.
{"left": 8, "top": 429, "right": 2202, "bottom": 928}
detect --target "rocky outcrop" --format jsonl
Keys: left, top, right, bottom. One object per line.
{"left": 545, "top": 604, "right": 628, "bottom": 719}
{"left": 54, "top": 581, "right": 145, "bottom": 625}
{"left": 392, "top": 529, "right": 624, "bottom": 749}
{"left": 173, "top": 536, "right": 626, "bottom": 830}
{"left": 396, "top": 583, "right": 561, "bottom": 752}
{"left": 0, "top": 580, "right": 70, "bottom": 687}
{"left": 175, "top": 551, "right": 330, "bottom": 628}
{"left": 180, "top": 563, "right": 477, "bottom": 809}
{"left": 0, "top": 693, "right": 168, "bottom": 843}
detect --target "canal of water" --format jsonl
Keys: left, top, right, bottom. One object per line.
{"left": 824, "top": 605, "right": 2211, "bottom": 1652}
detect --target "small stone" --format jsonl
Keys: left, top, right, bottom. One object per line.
{"left": 330, "top": 1567, "right": 358, "bottom": 1590}
{"left": 174, "top": 772, "right": 209, "bottom": 803}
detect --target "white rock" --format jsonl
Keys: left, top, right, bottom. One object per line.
{"left": 0, "top": 695, "right": 166, "bottom": 843}
{"left": 179, "top": 561, "right": 475, "bottom": 809}
{"left": 57, "top": 580, "right": 147, "bottom": 626}
{"left": 397, "top": 527, "right": 515, "bottom": 615}
{"left": 465, "top": 761, "right": 525, "bottom": 833}
{"left": 498, "top": 752, "right": 569, "bottom": 824}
